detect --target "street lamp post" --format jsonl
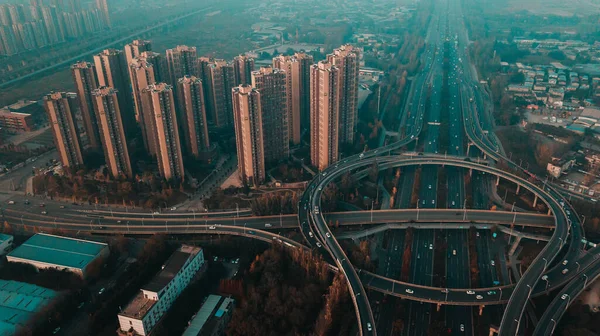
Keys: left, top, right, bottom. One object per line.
{"left": 371, "top": 200, "right": 374, "bottom": 222}
{"left": 550, "top": 319, "right": 557, "bottom": 335}
{"left": 583, "top": 273, "right": 589, "bottom": 288}
{"left": 463, "top": 199, "right": 467, "bottom": 221}
{"left": 558, "top": 237, "right": 563, "bottom": 249}
{"left": 417, "top": 199, "right": 420, "bottom": 221}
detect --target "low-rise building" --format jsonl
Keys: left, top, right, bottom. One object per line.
{"left": 547, "top": 157, "right": 576, "bottom": 178}
{"left": 6, "top": 233, "right": 109, "bottom": 278}
{"left": 182, "top": 295, "right": 235, "bottom": 336}
{"left": 0, "top": 280, "right": 57, "bottom": 335}
{"left": 118, "top": 245, "right": 205, "bottom": 336}
{"left": 0, "top": 110, "right": 33, "bottom": 132}
{"left": 0, "top": 233, "right": 13, "bottom": 256}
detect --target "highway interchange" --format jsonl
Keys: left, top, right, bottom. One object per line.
{"left": 1, "top": 0, "right": 599, "bottom": 335}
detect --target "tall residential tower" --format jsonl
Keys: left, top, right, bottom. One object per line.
{"left": 176, "top": 76, "right": 211, "bottom": 160}
{"left": 166, "top": 45, "right": 197, "bottom": 85}
{"left": 272, "top": 53, "right": 313, "bottom": 145}
{"left": 93, "top": 49, "right": 134, "bottom": 130}
{"left": 71, "top": 61, "right": 101, "bottom": 151}
{"left": 310, "top": 61, "right": 340, "bottom": 171}
{"left": 124, "top": 39, "right": 152, "bottom": 67}
{"left": 233, "top": 55, "right": 254, "bottom": 86}
{"left": 143, "top": 83, "right": 185, "bottom": 181}
{"left": 251, "top": 66, "right": 289, "bottom": 163}
{"left": 232, "top": 85, "right": 264, "bottom": 186}
{"left": 205, "top": 60, "right": 235, "bottom": 128}
{"left": 91, "top": 86, "right": 132, "bottom": 178}
{"left": 44, "top": 92, "right": 85, "bottom": 168}
{"left": 327, "top": 45, "right": 360, "bottom": 145}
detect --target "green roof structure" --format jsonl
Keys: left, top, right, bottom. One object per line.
{"left": 0, "top": 280, "right": 56, "bottom": 336}
{"left": 7, "top": 233, "right": 108, "bottom": 273}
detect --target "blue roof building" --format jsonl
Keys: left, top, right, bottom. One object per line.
{"left": 6, "top": 233, "right": 109, "bottom": 278}
{"left": 0, "top": 280, "right": 56, "bottom": 336}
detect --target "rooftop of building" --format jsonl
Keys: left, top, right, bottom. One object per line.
{"left": 0, "top": 280, "right": 56, "bottom": 336}
{"left": 0, "top": 110, "right": 31, "bottom": 117}
{"left": 0, "top": 234, "right": 12, "bottom": 244}
{"left": 7, "top": 100, "right": 37, "bottom": 110}
{"left": 581, "top": 107, "right": 600, "bottom": 120}
{"left": 142, "top": 245, "right": 201, "bottom": 293}
{"left": 182, "top": 295, "right": 234, "bottom": 336}
{"left": 119, "top": 291, "right": 157, "bottom": 320}
{"left": 7, "top": 233, "right": 107, "bottom": 271}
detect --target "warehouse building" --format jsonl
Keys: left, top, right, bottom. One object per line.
{"left": 182, "top": 295, "right": 235, "bottom": 336}
{"left": 6, "top": 233, "right": 109, "bottom": 279}
{"left": 118, "top": 245, "right": 205, "bottom": 336}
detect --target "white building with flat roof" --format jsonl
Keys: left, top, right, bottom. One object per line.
{"left": 118, "top": 245, "right": 204, "bottom": 336}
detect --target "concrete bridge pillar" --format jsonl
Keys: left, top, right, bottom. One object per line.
{"left": 533, "top": 195, "right": 538, "bottom": 208}
{"left": 548, "top": 208, "right": 552, "bottom": 216}
{"left": 496, "top": 175, "right": 500, "bottom": 186}
{"left": 436, "top": 303, "right": 442, "bottom": 312}
{"left": 467, "top": 143, "right": 472, "bottom": 156}
{"left": 509, "top": 236, "right": 522, "bottom": 256}
{"left": 484, "top": 153, "right": 487, "bottom": 160}
{"left": 489, "top": 326, "right": 499, "bottom": 336}
{"left": 479, "top": 305, "right": 485, "bottom": 315}
{"left": 469, "top": 168, "right": 473, "bottom": 177}
{"left": 516, "top": 184, "right": 521, "bottom": 195}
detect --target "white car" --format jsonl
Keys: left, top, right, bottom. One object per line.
{"left": 562, "top": 260, "right": 568, "bottom": 266}
{"left": 209, "top": 226, "right": 216, "bottom": 230}
{"left": 460, "top": 324, "right": 465, "bottom": 332}
{"left": 432, "top": 200, "right": 435, "bottom": 205}
{"left": 367, "top": 323, "right": 372, "bottom": 331}
{"left": 7, "top": 200, "right": 15, "bottom": 205}
{"left": 316, "top": 242, "right": 322, "bottom": 248}
{"left": 453, "top": 249, "right": 457, "bottom": 256}
{"left": 562, "top": 268, "right": 569, "bottom": 274}
{"left": 170, "top": 206, "right": 177, "bottom": 211}
{"left": 561, "top": 294, "right": 568, "bottom": 300}
{"left": 466, "top": 290, "right": 475, "bottom": 294}
{"left": 429, "top": 244, "right": 433, "bottom": 250}
{"left": 309, "top": 232, "right": 314, "bottom": 238}
{"left": 476, "top": 295, "right": 483, "bottom": 300}
{"left": 428, "top": 184, "right": 432, "bottom": 189}
{"left": 491, "top": 260, "right": 495, "bottom": 266}
{"left": 326, "top": 233, "right": 331, "bottom": 238}
{"left": 542, "top": 275, "right": 548, "bottom": 281}
{"left": 406, "top": 289, "right": 414, "bottom": 294}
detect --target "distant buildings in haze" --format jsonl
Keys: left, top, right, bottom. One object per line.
{"left": 0, "top": 0, "right": 110, "bottom": 56}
